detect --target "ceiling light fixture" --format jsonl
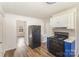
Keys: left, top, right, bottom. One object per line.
{"left": 46, "top": 2, "right": 56, "bottom": 4}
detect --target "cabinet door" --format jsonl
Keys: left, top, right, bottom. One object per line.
{"left": 52, "top": 16, "right": 59, "bottom": 27}
{"left": 50, "top": 14, "right": 68, "bottom": 27}
{"left": 50, "top": 17, "right": 59, "bottom": 27}
{"left": 50, "top": 17, "right": 53, "bottom": 27}
{"left": 67, "top": 12, "right": 75, "bottom": 29}
{"left": 57, "top": 14, "right": 68, "bottom": 27}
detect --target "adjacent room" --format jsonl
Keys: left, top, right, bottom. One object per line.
{"left": 0, "top": 2, "right": 79, "bottom": 57}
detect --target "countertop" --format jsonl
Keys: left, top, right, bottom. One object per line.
{"left": 47, "top": 36, "right": 75, "bottom": 43}
{"left": 64, "top": 36, "right": 75, "bottom": 42}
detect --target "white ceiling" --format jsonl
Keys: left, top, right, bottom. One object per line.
{"left": 0, "top": 2, "right": 79, "bottom": 20}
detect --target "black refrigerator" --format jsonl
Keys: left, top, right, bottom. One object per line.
{"left": 28, "top": 25, "right": 41, "bottom": 49}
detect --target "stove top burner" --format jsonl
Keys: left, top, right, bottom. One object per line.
{"left": 54, "top": 32, "right": 69, "bottom": 40}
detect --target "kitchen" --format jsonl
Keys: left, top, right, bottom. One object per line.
{"left": 47, "top": 8, "right": 76, "bottom": 57}
{"left": 0, "top": 2, "right": 79, "bottom": 57}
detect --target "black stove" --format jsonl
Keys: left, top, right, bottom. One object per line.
{"left": 47, "top": 32, "right": 69, "bottom": 57}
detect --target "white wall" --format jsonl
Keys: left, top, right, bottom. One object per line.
{"left": 4, "top": 13, "right": 45, "bottom": 51}
{"left": 0, "top": 6, "right": 6, "bottom": 56}
{"left": 41, "top": 20, "right": 54, "bottom": 43}
{"left": 75, "top": 7, "right": 79, "bottom": 56}
{"left": 4, "top": 14, "right": 17, "bottom": 51}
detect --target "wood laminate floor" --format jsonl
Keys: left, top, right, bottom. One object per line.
{"left": 4, "top": 43, "right": 55, "bottom": 57}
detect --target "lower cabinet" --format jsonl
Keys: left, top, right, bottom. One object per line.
{"left": 64, "top": 40, "right": 75, "bottom": 57}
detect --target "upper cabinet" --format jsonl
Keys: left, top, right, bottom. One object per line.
{"left": 50, "top": 13, "right": 68, "bottom": 27}
{"left": 67, "top": 12, "right": 75, "bottom": 29}
{"left": 50, "top": 8, "right": 77, "bottom": 29}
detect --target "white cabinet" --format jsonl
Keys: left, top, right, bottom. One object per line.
{"left": 67, "top": 12, "right": 75, "bottom": 29}
{"left": 50, "top": 14, "right": 68, "bottom": 27}
{"left": 50, "top": 8, "right": 76, "bottom": 29}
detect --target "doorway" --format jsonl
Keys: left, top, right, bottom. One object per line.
{"left": 14, "top": 20, "right": 27, "bottom": 56}
{"left": 16, "top": 20, "right": 27, "bottom": 46}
